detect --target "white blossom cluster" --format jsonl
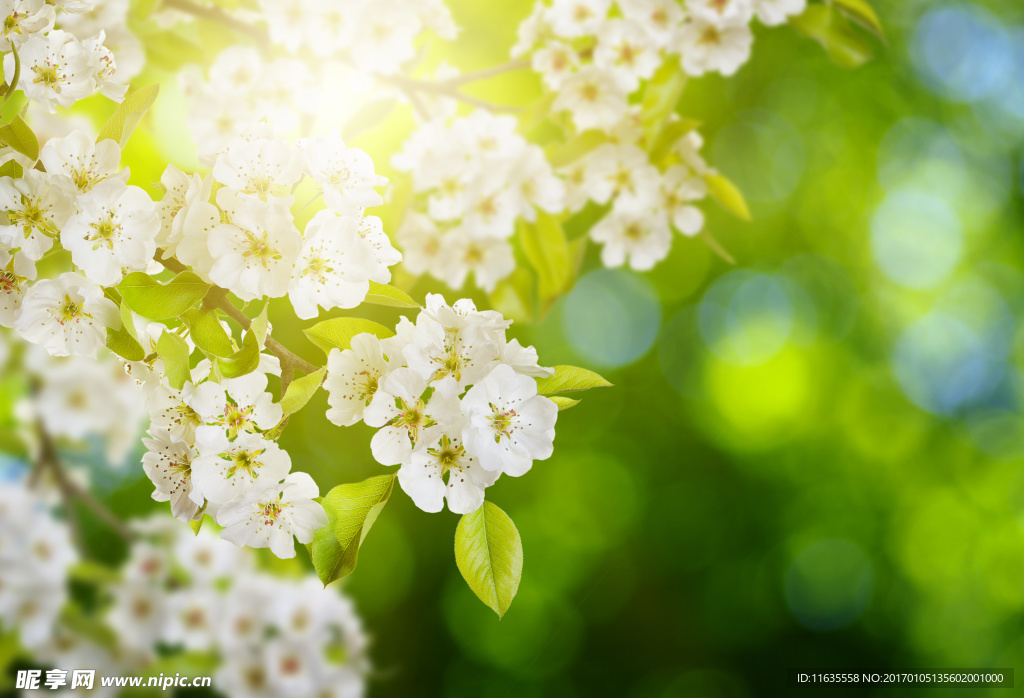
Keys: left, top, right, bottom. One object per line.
{"left": 515, "top": 0, "right": 806, "bottom": 133}
{"left": 324, "top": 294, "right": 558, "bottom": 514}
{"left": 0, "top": 484, "right": 368, "bottom": 698}
{"left": 391, "top": 110, "right": 565, "bottom": 292}
{"left": 0, "top": 0, "right": 133, "bottom": 112}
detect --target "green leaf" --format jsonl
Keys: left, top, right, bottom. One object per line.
{"left": 304, "top": 317, "right": 395, "bottom": 356}
{"left": 68, "top": 560, "right": 120, "bottom": 585}
{"left": 536, "top": 365, "right": 612, "bottom": 394}
{"left": 548, "top": 395, "right": 581, "bottom": 410}
{"left": 189, "top": 502, "right": 208, "bottom": 535}
{"left": 546, "top": 130, "right": 608, "bottom": 168}
{"left": 117, "top": 271, "right": 210, "bottom": 320}
{"left": 181, "top": 308, "right": 233, "bottom": 357}
{"left": 488, "top": 267, "right": 534, "bottom": 324}
{"left": 454, "top": 501, "right": 523, "bottom": 619}
{"left": 830, "top": 0, "right": 884, "bottom": 38}
{"left": 364, "top": 281, "right": 419, "bottom": 308}
{"left": 519, "top": 212, "right": 570, "bottom": 310}
{"left": 0, "top": 159, "right": 22, "bottom": 179}
{"left": 0, "top": 115, "right": 37, "bottom": 162}
{"left": 59, "top": 605, "right": 118, "bottom": 651}
{"left": 106, "top": 302, "right": 144, "bottom": 361}
{"left": 281, "top": 368, "right": 326, "bottom": 416}
{"left": 649, "top": 118, "right": 703, "bottom": 164}
{"left": 705, "top": 172, "right": 751, "bottom": 221}
{"left": 217, "top": 305, "right": 267, "bottom": 379}
{"left": 157, "top": 330, "right": 191, "bottom": 390}
{"left": 3, "top": 45, "right": 20, "bottom": 106}
{"left": 97, "top": 84, "right": 160, "bottom": 148}
{"left": 641, "top": 61, "right": 687, "bottom": 148}
{"left": 790, "top": 5, "right": 874, "bottom": 68}
{"left": 310, "top": 473, "right": 396, "bottom": 586}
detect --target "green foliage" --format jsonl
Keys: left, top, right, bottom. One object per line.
{"left": 303, "top": 317, "right": 395, "bottom": 356}
{"left": 98, "top": 84, "right": 160, "bottom": 148}
{"left": 217, "top": 305, "right": 267, "bottom": 379}
{"left": 791, "top": 4, "right": 875, "bottom": 68}
{"left": 831, "top": 0, "right": 885, "bottom": 38}
{"left": 157, "top": 330, "right": 191, "bottom": 390}
{"left": 106, "top": 302, "right": 145, "bottom": 362}
{"left": 181, "top": 308, "right": 234, "bottom": 357}
{"left": 59, "top": 605, "right": 117, "bottom": 651}
{"left": 117, "top": 271, "right": 211, "bottom": 320}
{"left": 310, "top": 473, "right": 397, "bottom": 586}
{"left": 649, "top": 118, "right": 702, "bottom": 164}
{"left": 536, "top": 365, "right": 613, "bottom": 394}
{"left": 281, "top": 368, "right": 327, "bottom": 416}
{"left": 705, "top": 172, "right": 752, "bottom": 221}
{"left": 0, "top": 115, "right": 38, "bottom": 162}
{"left": 364, "top": 281, "right": 419, "bottom": 308}
{"left": 547, "top": 395, "right": 580, "bottom": 410}
{"left": 454, "top": 502, "right": 523, "bottom": 619}
{"left": 546, "top": 131, "right": 608, "bottom": 168}
{"left": 519, "top": 212, "right": 571, "bottom": 311}
{"left": 0, "top": 159, "right": 22, "bottom": 178}
{"left": 641, "top": 61, "right": 688, "bottom": 148}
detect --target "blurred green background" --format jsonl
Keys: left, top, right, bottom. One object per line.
{"left": 11, "top": 0, "right": 1024, "bottom": 695}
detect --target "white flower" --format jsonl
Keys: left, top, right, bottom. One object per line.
{"left": 142, "top": 428, "right": 201, "bottom": 522}
{"left": 190, "top": 372, "right": 283, "bottom": 440}
{"left": 0, "top": 170, "right": 73, "bottom": 262}
{"left": 663, "top": 164, "right": 707, "bottom": 236}
{"left": 618, "top": 0, "right": 684, "bottom": 48}
{"left": 594, "top": 19, "right": 661, "bottom": 92}
{"left": 754, "top": 0, "right": 806, "bottom": 26}
{"left": 11, "top": 30, "right": 95, "bottom": 112}
{"left": 678, "top": 16, "right": 754, "bottom": 77}
{"left": 461, "top": 364, "right": 558, "bottom": 476}
{"left": 532, "top": 41, "right": 580, "bottom": 90}
{"left": 512, "top": 2, "right": 550, "bottom": 57}
{"left": 61, "top": 179, "right": 160, "bottom": 286}
{"left": 438, "top": 227, "right": 515, "bottom": 293}
{"left": 0, "top": 254, "right": 32, "bottom": 327}
{"left": 155, "top": 165, "right": 213, "bottom": 253}
{"left": 301, "top": 131, "right": 388, "bottom": 216}
{"left": 511, "top": 146, "right": 566, "bottom": 220}
{"left": 212, "top": 137, "right": 302, "bottom": 200}
{"left": 500, "top": 338, "right": 555, "bottom": 378}
{"left": 583, "top": 142, "right": 661, "bottom": 209}
{"left": 591, "top": 206, "right": 671, "bottom": 270}
{"left": 216, "top": 576, "right": 274, "bottom": 649}
{"left": 689, "top": 0, "right": 755, "bottom": 25}
{"left": 547, "top": 0, "right": 611, "bottom": 38}
{"left": 190, "top": 431, "right": 292, "bottom": 505}
{"left": 396, "top": 212, "right": 446, "bottom": 279}
{"left": 106, "top": 582, "right": 167, "bottom": 650}
{"left": 552, "top": 66, "right": 629, "bottom": 133}
{"left": 39, "top": 130, "right": 127, "bottom": 192}
{"left": 356, "top": 215, "right": 401, "bottom": 284}
{"left": 674, "top": 129, "right": 710, "bottom": 174}
{"left": 15, "top": 272, "right": 118, "bottom": 357}
{"left": 82, "top": 31, "right": 127, "bottom": 102}
{"left": 398, "top": 426, "right": 499, "bottom": 514}
{"left": 146, "top": 380, "right": 204, "bottom": 443}
{"left": 218, "top": 472, "right": 327, "bottom": 559}
{"left": 264, "top": 636, "right": 322, "bottom": 696}
{"left": 363, "top": 367, "right": 459, "bottom": 466}
{"left": 208, "top": 196, "right": 301, "bottom": 301}
{"left": 175, "top": 527, "right": 249, "bottom": 584}
{"left": 0, "top": 0, "right": 54, "bottom": 52}
{"left": 288, "top": 210, "right": 375, "bottom": 320}
{"left": 162, "top": 588, "right": 220, "bottom": 651}
{"left": 325, "top": 333, "right": 391, "bottom": 427}
{"left": 348, "top": 9, "right": 420, "bottom": 75}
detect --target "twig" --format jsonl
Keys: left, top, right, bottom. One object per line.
{"left": 162, "top": 0, "right": 270, "bottom": 47}
{"left": 441, "top": 59, "right": 530, "bottom": 87}
{"left": 379, "top": 74, "right": 523, "bottom": 114}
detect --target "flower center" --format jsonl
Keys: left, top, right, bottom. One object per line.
{"left": 301, "top": 247, "right": 332, "bottom": 283}
{"left": 260, "top": 499, "right": 283, "bottom": 526}
{"left": 242, "top": 229, "right": 281, "bottom": 268}
{"left": 488, "top": 403, "right": 518, "bottom": 442}
{"left": 427, "top": 434, "right": 467, "bottom": 475}
{"left": 55, "top": 294, "right": 88, "bottom": 325}
{"left": 31, "top": 62, "right": 62, "bottom": 88}
{"left": 87, "top": 215, "right": 120, "bottom": 250}
{"left": 224, "top": 448, "right": 265, "bottom": 479}
{"left": 222, "top": 403, "right": 255, "bottom": 439}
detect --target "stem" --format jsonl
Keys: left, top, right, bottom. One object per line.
{"left": 441, "top": 59, "right": 530, "bottom": 87}
{"left": 162, "top": 0, "right": 270, "bottom": 47}
{"left": 379, "top": 74, "right": 523, "bottom": 114}
{"left": 156, "top": 253, "right": 319, "bottom": 376}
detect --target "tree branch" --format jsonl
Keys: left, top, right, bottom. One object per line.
{"left": 162, "top": 0, "right": 270, "bottom": 47}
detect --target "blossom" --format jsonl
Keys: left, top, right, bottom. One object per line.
{"left": 190, "top": 431, "right": 292, "bottom": 505}
{"left": 146, "top": 380, "right": 204, "bottom": 443}
{"left": 207, "top": 196, "right": 301, "bottom": 301}
{"left": 142, "top": 428, "right": 201, "bottom": 522}
{"left": 0, "top": 169, "right": 73, "bottom": 262}
{"left": 300, "top": 131, "right": 387, "bottom": 216}
{"left": 438, "top": 227, "right": 516, "bottom": 293}
{"left": 212, "top": 137, "right": 303, "bottom": 200}
{"left": 162, "top": 588, "right": 220, "bottom": 651}
{"left": 190, "top": 372, "right": 283, "bottom": 440}
{"left": 39, "top": 130, "right": 127, "bottom": 192}
{"left": 663, "top": 164, "right": 707, "bottom": 236}
{"left": 678, "top": 16, "right": 754, "bottom": 77}
{"left": 398, "top": 426, "right": 499, "bottom": 514}
{"left": 155, "top": 165, "right": 213, "bottom": 253}
{"left": 11, "top": 30, "right": 95, "bottom": 112}
{"left": 461, "top": 363, "right": 558, "bottom": 476}
{"left": 618, "top": 0, "right": 684, "bottom": 48}
{"left": 82, "top": 31, "right": 127, "bottom": 102}
{"left": 547, "top": 0, "right": 611, "bottom": 38}
{"left": 217, "top": 472, "right": 327, "bottom": 559}
{"left": 590, "top": 206, "right": 671, "bottom": 270}
{"left": 363, "top": 367, "right": 458, "bottom": 466}
{"left": 14, "top": 272, "right": 119, "bottom": 357}
{"left": 288, "top": 210, "right": 376, "bottom": 320}
{"left": 532, "top": 41, "right": 580, "bottom": 90}
{"left": 0, "top": 0, "right": 54, "bottom": 52}
{"left": 324, "top": 333, "right": 391, "bottom": 427}
{"left": 356, "top": 215, "right": 402, "bottom": 284}
{"left": 583, "top": 142, "right": 661, "bottom": 209}
{"left": 61, "top": 179, "right": 160, "bottom": 286}
{"left": 754, "top": 0, "right": 807, "bottom": 26}
{"left": 0, "top": 254, "right": 32, "bottom": 327}
{"left": 593, "top": 19, "right": 661, "bottom": 92}
{"left": 689, "top": 0, "right": 756, "bottom": 26}
{"left": 552, "top": 66, "right": 629, "bottom": 133}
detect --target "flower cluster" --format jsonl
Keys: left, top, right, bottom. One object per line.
{"left": 0, "top": 0, "right": 131, "bottom": 112}
{"left": 0, "top": 480, "right": 368, "bottom": 698}
{"left": 325, "top": 294, "right": 558, "bottom": 513}
{"left": 516, "top": 0, "right": 806, "bottom": 133}
{"left": 391, "top": 110, "right": 565, "bottom": 292}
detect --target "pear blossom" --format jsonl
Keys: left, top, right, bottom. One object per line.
{"left": 547, "top": 0, "right": 611, "bottom": 38}
{"left": 142, "top": 428, "right": 201, "bottom": 522}
{"left": 0, "top": 170, "right": 74, "bottom": 262}
{"left": 39, "top": 130, "right": 127, "bottom": 192}
{"left": 663, "top": 165, "right": 707, "bottom": 236}
{"left": 618, "top": 0, "right": 685, "bottom": 48}
{"left": 217, "top": 472, "right": 327, "bottom": 559}
{"left": 590, "top": 206, "right": 672, "bottom": 270}
{"left": 363, "top": 367, "right": 458, "bottom": 466}
{"left": 461, "top": 364, "right": 558, "bottom": 476}
{"left": 15, "top": 271, "right": 118, "bottom": 357}
{"left": 689, "top": 0, "right": 756, "bottom": 25}
{"left": 552, "top": 66, "right": 629, "bottom": 133}
{"left": 106, "top": 582, "right": 167, "bottom": 649}
{"left": 356, "top": 215, "right": 402, "bottom": 284}
{"left": 146, "top": 380, "right": 204, "bottom": 443}
{"left": 348, "top": 10, "right": 420, "bottom": 75}
{"left": 583, "top": 142, "right": 661, "bottom": 209}
{"left": 155, "top": 164, "right": 213, "bottom": 253}
{"left": 300, "top": 131, "right": 388, "bottom": 216}
{"left": 754, "top": 0, "right": 807, "bottom": 26}
{"left": 403, "top": 300, "right": 501, "bottom": 398}
{"left": 212, "top": 137, "right": 303, "bottom": 200}
{"left": 439, "top": 227, "right": 516, "bottom": 293}
{"left": 82, "top": 31, "right": 127, "bottom": 102}
{"left": 162, "top": 587, "right": 220, "bottom": 651}
{"left": 324, "top": 333, "right": 391, "bottom": 427}
{"left": 61, "top": 178, "right": 160, "bottom": 286}
{"left": 0, "top": 255, "right": 32, "bottom": 326}
{"left": 594, "top": 19, "right": 661, "bottom": 92}
{"left": 398, "top": 426, "right": 500, "bottom": 514}
{"left": 532, "top": 41, "right": 580, "bottom": 90}
{"left": 191, "top": 430, "right": 292, "bottom": 505}
{"left": 0, "top": 0, "right": 55, "bottom": 51}
{"left": 190, "top": 372, "right": 284, "bottom": 440}
{"left": 11, "top": 30, "right": 95, "bottom": 112}
{"left": 678, "top": 16, "right": 754, "bottom": 77}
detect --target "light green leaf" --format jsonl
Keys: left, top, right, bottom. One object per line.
{"left": 157, "top": 330, "right": 191, "bottom": 390}
{"left": 790, "top": 5, "right": 874, "bottom": 68}
{"left": 217, "top": 305, "right": 267, "bottom": 379}
{"left": 281, "top": 368, "right": 326, "bottom": 416}
{"left": 3, "top": 45, "right": 19, "bottom": 106}
{"left": 546, "top": 130, "right": 608, "bottom": 168}
{"left": 181, "top": 308, "right": 233, "bottom": 357}
{"left": 536, "top": 365, "right": 612, "bottom": 394}
{"left": 59, "top": 605, "right": 117, "bottom": 651}
{"left": 519, "top": 212, "right": 570, "bottom": 310}
{"left": 641, "top": 61, "right": 687, "bottom": 148}
{"left": 0, "top": 159, "right": 22, "bottom": 179}
{"left": 118, "top": 271, "right": 210, "bottom": 320}
{"left": 705, "top": 172, "right": 751, "bottom": 221}
{"left": 364, "top": 281, "right": 419, "bottom": 308}
{"left": 310, "top": 473, "right": 396, "bottom": 586}
{"left": 830, "top": 0, "right": 884, "bottom": 38}
{"left": 106, "top": 302, "right": 144, "bottom": 361}
{"left": 189, "top": 502, "right": 208, "bottom": 536}
{"left": 454, "top": 501, "right": 523, "bottom": 619}
{"left": 649, "top": 118, "right": 703, "bottom": 164}
{"left": 0, "top": 116, "right": 38, "bottom": 162}
{"left": 548, "top": 395, "right": 580, "bottom": 410}
{"left": 97, "top": 84, "right": 159, "bottom": 148}
{"left": 303, "top": 317, "right": 394, "bottom": 356}
{"left": 488, "top": 267, "right": 534, "bottom": 324}
{"left": 68, "top": 560, "right": 120, "bottom": 585}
